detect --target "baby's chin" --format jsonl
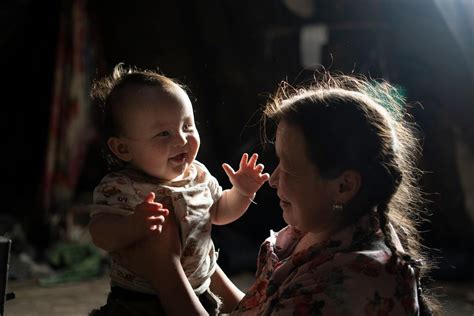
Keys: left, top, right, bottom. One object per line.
{"left": 167, "top": 162, "right": 192, "bottom": 181}
{"left": 145, "top": 159, "right": 194, "bottom": 181}
{"left": 143, "top": 169, "right": 185, "bottom": 182}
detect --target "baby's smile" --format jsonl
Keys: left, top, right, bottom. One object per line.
{"left": 169, "top": 152, "right": 187, "bottom": 165}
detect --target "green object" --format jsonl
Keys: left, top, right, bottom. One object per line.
{"left": 38, "top": 242, "right": 104, "bottom": 287}
{"left": 366, "top": 80, "right": 407, "bottom": 120}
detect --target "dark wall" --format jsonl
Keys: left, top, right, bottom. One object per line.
{"left": 90, "top": 0, "right": 474, "bottom": 276}
{"left": 2, "top": 0, "right": 60, "bottom": 250}
{"left": 2, "top": 0, "right": 473, "bottom": 277}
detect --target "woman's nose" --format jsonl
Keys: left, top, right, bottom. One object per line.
{"left": 269, "top": 166, "right": 279, "bottom": 188}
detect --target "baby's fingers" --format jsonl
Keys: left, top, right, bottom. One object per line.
{"left": 239, "top": 153, "right": 249, "bottom": 169}
{"left": 255, "top": 163, "right": 265, "bottom": 173}
{"left": 259, "top": 172, "right": 270, "bottom": 182}
{"left": 154, "top": 207, "right": 169, "bottom": 216}
{"left": 148, "top": 214, "right": 167, "bottom": 233}
{"left": 136, "top": 201, "right": 164, "bottom": 212}
{"left": 248, "top": 153, "right": 259, "bottom": 168}
{"left": 149, "top": 214, "right": 167, "bottom": 223}
{"left": 144, "top": 192, "right": 156, "bottom": 203}
{"left": 222, "top": 163, "right": 236, "bottom": 178}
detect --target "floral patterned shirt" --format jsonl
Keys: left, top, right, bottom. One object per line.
{"left": 92, "top": 161, "right": 222, "bottom": 295}
{"left": 233, "top": 213, "right": 420, "bottom": 315}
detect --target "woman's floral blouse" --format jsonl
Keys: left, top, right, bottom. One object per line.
{"left": 232, "top": 213, "right": 420, "bottom": 315}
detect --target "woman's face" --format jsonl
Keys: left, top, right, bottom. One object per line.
{"left": 269, "top": 121, "right": 340, "bottom": 233}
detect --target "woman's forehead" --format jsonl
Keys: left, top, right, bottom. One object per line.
{"left": 276, "top": 122, "right": 305, "bottom": 157}
{"left": 275, "top": 122, "right": 318, "bottom": 178}
{"left": 276, "top": 121, "right": 301, "bottom": 146}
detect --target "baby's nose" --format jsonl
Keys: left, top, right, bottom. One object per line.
{"left": 173, "top": 132, "right": 187, "bottom": 146}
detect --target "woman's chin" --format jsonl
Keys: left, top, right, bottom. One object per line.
{"left": 282, "top": 210, "right": 295, "bottom": 226}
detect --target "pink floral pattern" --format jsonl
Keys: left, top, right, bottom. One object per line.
{"left": 232, "top": 213, "right": 420, "bottom": 315}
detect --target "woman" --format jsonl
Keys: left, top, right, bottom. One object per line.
{"left": 118, "top": 74, "right": 439, "bottom": 315}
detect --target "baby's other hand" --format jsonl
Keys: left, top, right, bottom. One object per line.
{"left": 222, "top": 153, "right": 270, "bottom": 198}
{"left": 133, "top": 192, "right": 169, "bottom": 234}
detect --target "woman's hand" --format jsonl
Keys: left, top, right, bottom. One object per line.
{"left": 116, "top": 209, "right": 208, "bottom": 315}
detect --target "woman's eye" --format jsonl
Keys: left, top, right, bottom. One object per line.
{"left": 278, "top": 163, "right": 291, "bottom": 175}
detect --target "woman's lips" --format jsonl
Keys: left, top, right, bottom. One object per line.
{"left": 277, "top": 193, "right": 290, "bottom": 205}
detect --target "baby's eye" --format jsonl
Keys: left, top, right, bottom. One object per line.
{"left": 155, "top": 131, "right": 170, "bottom": 137}
{"left": 183, "top": 123, "right": 193, "bottom": 131}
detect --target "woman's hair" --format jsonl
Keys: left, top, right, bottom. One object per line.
{"left": 90, "top": 63, "right": 183, "bottom": 170}
{"left": 263, "top": 73, "right": 439, "bottom": 314}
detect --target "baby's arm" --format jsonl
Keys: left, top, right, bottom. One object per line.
{"left": 211, "top": 153, "right": 269, "bottom": 225}
{"left": 89, "top": 192, "right": 169, "bottom": 252}
{"left": 210, "top": 265, "right": 245, "bottom": 313}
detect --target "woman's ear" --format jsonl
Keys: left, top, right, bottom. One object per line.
{"left": 107, "top": 137, "right": 132, "bottom": 162}
{"left": 335, "top": 170, "right": 361, "bottom": 204}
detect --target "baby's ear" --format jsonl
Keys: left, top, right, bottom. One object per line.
{"left": 107, "top": 137, "right": 132, "bottom": 162}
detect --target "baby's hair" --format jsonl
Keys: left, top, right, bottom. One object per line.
{"left": 263, "top": 73, "right": 440, "bottom": 315}
{"left": 91, "top": 63, "right": 185, "bottom": 170}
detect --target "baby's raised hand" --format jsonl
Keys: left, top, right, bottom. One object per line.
{"left": 133, "top": 192, "right": 169, "bottom": 235}
{"left": 222, "top": 153, "right": 270, "bottom": 198}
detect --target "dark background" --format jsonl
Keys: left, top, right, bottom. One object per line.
{"left": 2, "top": 0, "right": 473, "bottom": 281}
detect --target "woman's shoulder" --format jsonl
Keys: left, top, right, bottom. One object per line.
{"left": 328, "top": 243, "right": 416, "bottom": 283}
{"left": 336, "top": 250, "right": 419, "bottom": 313}
{"left": 292, "top": 242, "right": 416, "bottom": 294}
{"left": 285, "top": 248, "right": 418, "bottom": 314}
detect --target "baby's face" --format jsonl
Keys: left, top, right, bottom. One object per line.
{"left": 120, "top": 86, "right": 200, "bottom": 181}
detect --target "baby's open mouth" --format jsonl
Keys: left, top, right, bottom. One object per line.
{"left": 169, "top": 153, "right": 186, "bottom": 165}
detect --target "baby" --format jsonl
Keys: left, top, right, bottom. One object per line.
{"left": 88, "top": 64, "right": 269, "bottom": 315}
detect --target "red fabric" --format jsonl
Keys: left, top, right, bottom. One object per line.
{"left": 43, "top": 0, "right": 98, "bottom": 212}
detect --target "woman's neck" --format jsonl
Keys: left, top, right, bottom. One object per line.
{"left": 292, "top": 219, "right": 347, "bottom": 254}
{"left": 292, "top": 230, "right": 330, "bottom": 254}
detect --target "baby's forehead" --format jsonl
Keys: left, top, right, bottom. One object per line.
{"left": 120, "top": 83, "right": 179, "bottom": 101}
{"left": 119, "top": 84, "right": 190, "bottom": 109}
